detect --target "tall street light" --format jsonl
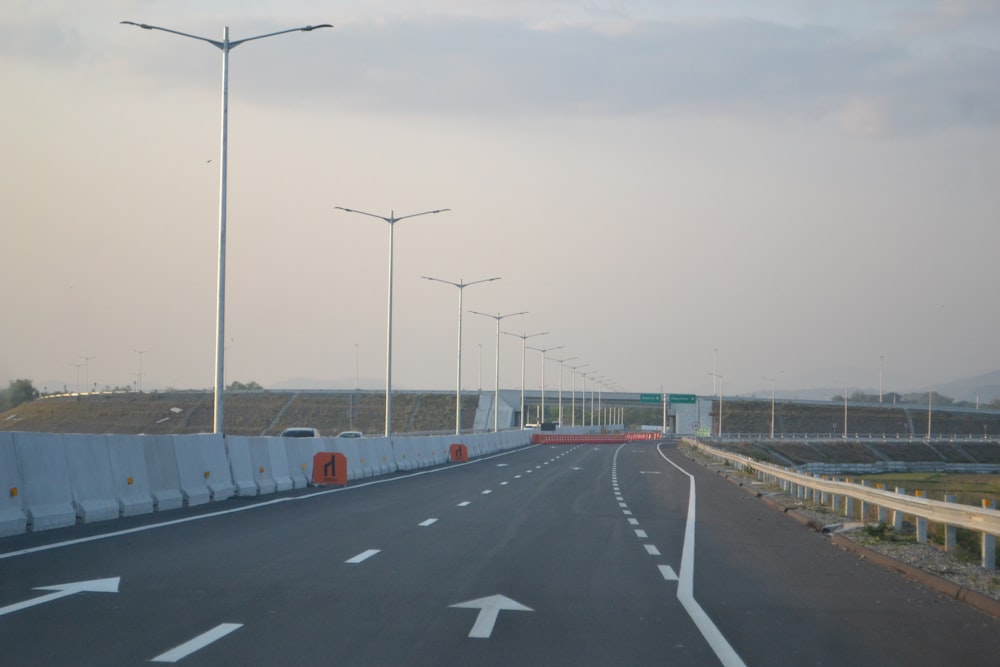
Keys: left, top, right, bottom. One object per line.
{"left": 502, "top": 331, "right": 547, "bottom": 428}
{"left": 423, "top": 275, "right": 500, "bottom": 435}
{"left": 568, "top": 363, "right": 588, "bottom": 427}
{"left": 471, "top": 311, "right": 527, "bottom": 432}
{"left": 763, "top": 376, "right": 776, "bottom": 438}
{"left": 135, "top": 349, "right": 148, "bottom": 393}
{"left": 550, "top": 356, "right": 576, "bottom": 426}
{"left": 337, "top": 207, "right": 451, "bottom": 436}
{"left": 123, "top": 20, "right": 333, "bottom": 434}
{"left": 528, "top": 344, "right": 563, "bottom": 423}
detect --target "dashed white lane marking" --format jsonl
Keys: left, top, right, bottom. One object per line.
{"left": 623, "top": 510, "right": 633, "bottom": 515}
{"left": 345, "top": 549, "right": 381, "bottom": 564}
{"left": 501, "top": 481, "right": 509, "bottom": 486}
{"left": 482, "top": 489, "right": 493, "bottom": 495}
{"left": 618, "top": 502, "right": 628, "bottom": 508}
{"left": 658, "top": 565, "right": 679, "bottom": 581}
{"left": 458, "top": 501, "right": 471, "bottom": 507}
{"left": 514, "top": 475, "right": 522, "bottom": 479}
{"left": 628, "top": 518, "right": 639, "bottom": 525}
{"left": 419, "top": 518, "right": 438, "bottom": 527}
{"left": 151, "top": 623, "right": 243, "bottom": 663}
{"left": 645, "top": 544, "right": 661, "bottom": 556}
{"left": 635, "top": 529, "right": 648, "bottom": 538}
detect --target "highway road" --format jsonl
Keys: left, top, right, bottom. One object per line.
{"left": 2, "top": 439, "right": 999, "bottom": 665}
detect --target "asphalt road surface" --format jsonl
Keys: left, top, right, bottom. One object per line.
{"left": 2, "top": 439, "right": 999, "bottom": 665}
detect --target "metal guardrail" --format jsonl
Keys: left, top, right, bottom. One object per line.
{"left": 685, "top": 439, "right": 1000, "bottom": 570}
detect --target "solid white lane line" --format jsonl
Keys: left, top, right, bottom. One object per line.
{"left": 345, "top": 549, "right": 381, "bottom": 564}
{"left": 151, "top": 623, "right": 242, "bottom": 663}
{"left": 419, "top": 518, "right": 438, "bottom": 527}
{"left": 658, "top": 444, "right": 747, "bottom": 667}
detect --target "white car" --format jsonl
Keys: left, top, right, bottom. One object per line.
{"left": 337, "top": 431, "right": 363, "bottom": 438}
{"left": 280, "top": 427, "right": 321, "bottom": 438}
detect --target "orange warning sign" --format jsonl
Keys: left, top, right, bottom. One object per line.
{"left": 449, "top": 443, "right": 469, "bottom": 463}
{"left": 312, "top": 452, "right": 348, "bottom": 486}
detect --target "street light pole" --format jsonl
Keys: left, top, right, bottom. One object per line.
{"left": 423, "top": 275, "right": 500, "bottom": 435}
{"left": 135, "top": 349, "right": 148, "bottom": 393}
{"left": 502, "top": 331, "right": 547, "bottom": 428}
{"left": 568, "top": 363, "right": 588, "bottom": 427}
{"left": 527, "top": 344, "right": 563, "bottom": 424}
{"left": 337, "top": 207, "right": 450, "bottom": 436}
{"left": 763, "top": 376, "right": 776, "bottom": 438}
{"left": 550, "top": 356, "right": 576, "bottom": 426}
{"left": 471, "top": 311, "right": 527, "bottom": 432}
{"left": 123, "top": 20, "right": 332, "bottom": 434}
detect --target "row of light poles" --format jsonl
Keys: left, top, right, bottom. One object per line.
{"left": 123, "top": 19, "right": 617, "bottom": 436}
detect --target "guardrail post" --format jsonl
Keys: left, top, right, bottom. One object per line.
{"left": 983, "top": 499, "right": 997, "bottom": 571}
{"left": 860, "top": 480, "right": 872, "bottom": 521}
{"left": 892, "top": 488, "right": 906, "bottom": 531}
{"left": 915, "top": 490, "right": 927, "bottom": 543}
{"left": 944, "top": 494, "right": 957, "bottom": 551}
{"left": 876, "top": 483, "right": 888, "bottom": 523}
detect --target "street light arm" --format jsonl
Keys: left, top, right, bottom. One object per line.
{"left": 335, "top": 206, "right": 391, "bottom": 223}
{"left": 121, "top": 21, "right": 224, "bottom": 48}
{"left": 393, "top": 208, "right": 451, "bottom": 222}
{"left": 229, "top": 24, "right": 333, "bottom": 48}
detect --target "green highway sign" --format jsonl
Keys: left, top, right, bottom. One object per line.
{"left": 639, "top": 393, "right": 662, "bottom": 403}
{"left": 668, "top": 394, "right": 697, "bottom": 404}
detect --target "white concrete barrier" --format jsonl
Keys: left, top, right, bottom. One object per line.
{"left": 224, "top": 436, "right": 260, "bottom": 496}
{"left": 240, "top": 437, "right": 277, "bottom": 495}
{"left": 393, "top": 437, "right": 418, "bottom": 471}
{"left": 260, "top": 438, "right": 293, "bottom": 492}
{"left": 13, "top": 432, "right": 76, "bottom": 531}
{"left": 106, "top": 434, "right": 154, "bottom": 516}
{"left": 142, "top": 435, "right": 184, "bottom": 511}
{"left": 365, "top": 437, "right": 396, "bottom": 475}
{"left": 64, "top": 434, "right": 120, "bottom": 523}
{"left": 284, "top": 438, "right": 319, "bottom": 488}
{"left": 328, "top": 439, "right": 364, "bottom": 480}
{"left": 173, "top": 434, "right": 234, "bottom": 503}
{"left": 0, "top": 432, "right": 27, "bottom": 536}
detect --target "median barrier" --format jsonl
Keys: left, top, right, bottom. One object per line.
{"left": 13, "top": 432, "right": 76, "bottom": 531}
{"left": 393, "top": 437, "right": 418, "bottom": 471}
{"left": 330, "top": 439, "right": 367, "bottom": 480}
{"left": 106, "top": 434, "right": 154, "bottom": 516}
{"left": 258, "top": 438, "right": 293, "bottom": 492}
{"left": 450, "top": 443, "right": 469, "bottom": 462}
{"left": 284, "top": 437, "right": 320, "bottom": 488}
{"left": 172, "top": 434, "right": 234, "bottom": 505}
{"left": 312, "top": 452, "right": 348, "bottom": 486}
{"left": 64, "top": 435, "right": 120, "bottom": 523}
{"left": 364, "top": 436, "right": 396, "bottom": 475}
{"left": 142, "top": 435, "right": 184, "bottom": 511}
{"left": 224, "top": 436, "right": 262, "bottom": 496}
{"left": 0, "top": 432, "right": 27, "bottom": 536}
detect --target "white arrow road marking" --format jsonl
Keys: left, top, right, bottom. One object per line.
{"left": 0, "top": 577, "right": 120, "bottom": 617}
{"left": 450, "top": 594, "right": 533, "bottom": 639}
{"left": 151, "top": 623, "right": 242, "bottom": 663}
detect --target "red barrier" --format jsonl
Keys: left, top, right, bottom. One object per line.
{"left": 312, "top": 452, "right": 348, "bottom": 486}
{"left": 531, "top": 432, "right": 664, "bottom": 445}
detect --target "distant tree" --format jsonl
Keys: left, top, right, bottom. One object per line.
{"left": 227, "top": 380, "right": 263, "bottom": 391}
{"left": 2, "top": 379, "right": 38, "bottom": 409}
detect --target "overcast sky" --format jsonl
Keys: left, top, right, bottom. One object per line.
{"left": 2, "top": 1, "right": 998, "bottom": 399}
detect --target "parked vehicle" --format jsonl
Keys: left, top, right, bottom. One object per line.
{"left": 280, "top": 427, "right": 321, "bottom": 438}
{"left": 336, "top": 431, "right": 363, "bottom": 438}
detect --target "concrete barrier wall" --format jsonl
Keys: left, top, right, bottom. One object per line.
{"left": 0, "top": 432, "right": 27, "bottom": 537}
{"left": 64, "top": 435, "right": 119, "bottom": 523}
{"left": 0, "top": 429, "right": 529, "bottom": 536}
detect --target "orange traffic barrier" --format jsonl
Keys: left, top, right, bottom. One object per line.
{"left": 449, "top": 443, "right": 469, "bottom": 462}
{"left": 312, "top": 452, "right": 348, "bottom": 486}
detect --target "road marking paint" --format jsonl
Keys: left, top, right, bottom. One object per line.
{"left": 419, "top": 518, "right": 438, "bottom": 527}
{"left": 635, "top": 529, "right": 648, "bottom": 538}
{"left": 514, "top": 475, "right": 522, "bottom": 479}
{"left": 482, "top": 489, "right": 492, "bottom": 495}
{"left": 500, "top": 481, "right": 509, "bottom": 486}
{"left": 345, "top": 549, "right": 381, "bottom": 564}
{"left": 657, "top": 444, "right": 747, "bottom": 667}
{"left": 458, "top": 501, "right": 471, "bottom": 507}
{"left": 151, "top": 623, "right": 242, "bottom": 663}
{"left": 645, "top": 544, "right": 661, "bottom": 556}
{"left": 623, "top": 510, "right": 632, "bottom": 515}
{"left": 618, "top": 502, "right": 628, "bottom": 508}
{"left": 628, "top": 518, "right": 639, "bottom": 525}
{"left": 658, "top": 565, "right": 679, "bottom": 581}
